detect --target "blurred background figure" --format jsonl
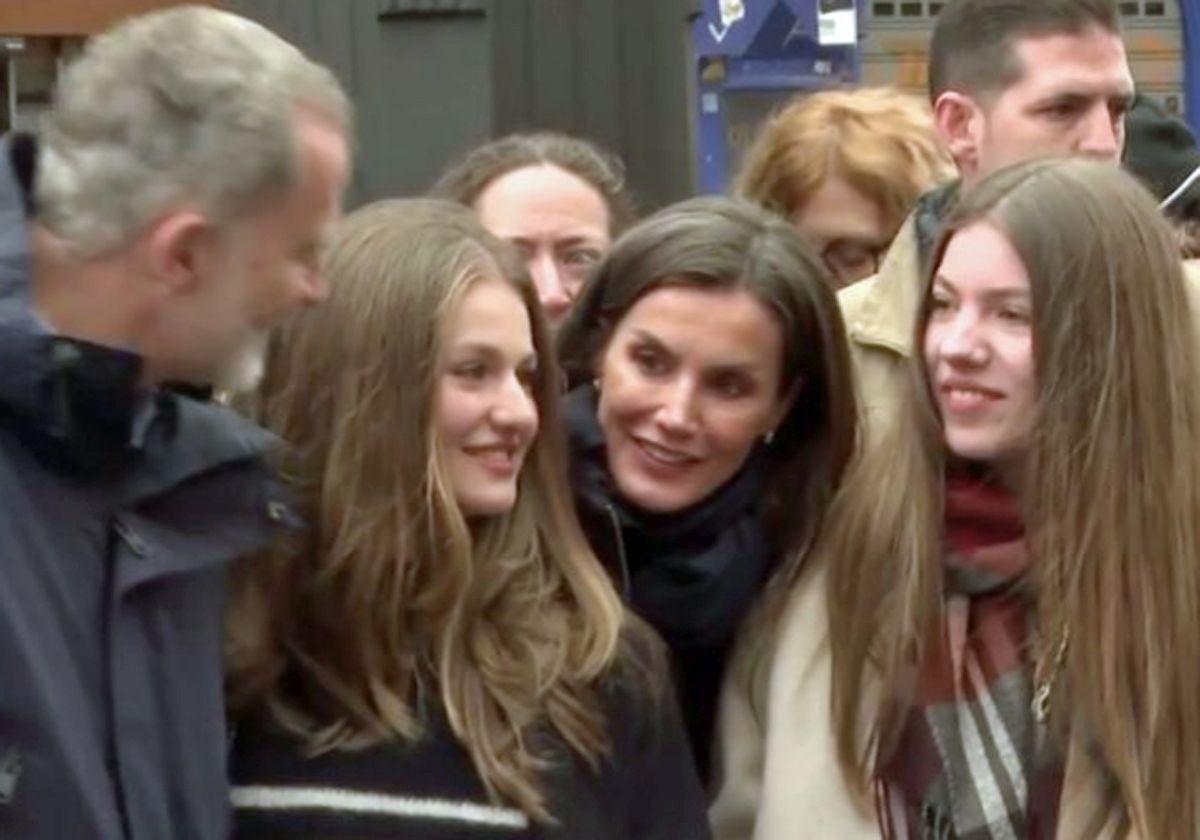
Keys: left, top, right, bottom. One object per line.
{"left": 432, "top": 132, "right": 637, "bottom": 329}
{"left": 734, "top": 87, "right": 954, "bottom": 287}
{"left": 1124, "top": 93, "right": 1200, "bottom": 257}
{"left": 227, "top": 199, "right": 709, "bottom": 839}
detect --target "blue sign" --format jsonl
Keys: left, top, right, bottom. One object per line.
{"left": 691, "top": 0, "right": 863, "bottom": 193}
{"left": 693, "top": 0, "right": 830, "bottom": 57}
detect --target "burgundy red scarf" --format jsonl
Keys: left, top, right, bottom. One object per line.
{"left": 876, "top": 473, "right": 1066, "bottom": 839}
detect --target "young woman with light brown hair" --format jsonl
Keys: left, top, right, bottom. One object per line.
{"left": 225, "top": 198, "right": 709, "bottom": 838}
{"left": 734, "top": 87, "right": 954, "bottom": 287}
{"left": 712, "top": 158, "right": 1200, "bottom": 839}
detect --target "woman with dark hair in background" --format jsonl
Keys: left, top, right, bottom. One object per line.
{"left": 226, "top": 198, "right": 710, "bottom": 839}
{"left": 556, "top": 196, "right": 858, "bottom": 781}
{"left": 432, "top": 131, "right": 636, "bottom": 329}
{"left": 713, "top": 159, "right": 1200, "bottom": 839}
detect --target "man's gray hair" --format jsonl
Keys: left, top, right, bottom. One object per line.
{"left": 36, "top": 5, "right": 351, "bottom": 257}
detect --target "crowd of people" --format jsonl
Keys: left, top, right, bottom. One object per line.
{"left": 1, "top": 0, "right": 1199, "bottom": 838}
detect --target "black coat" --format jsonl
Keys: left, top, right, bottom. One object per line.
{"left": 563, "top": 386, "right": 776, "bottom": 782}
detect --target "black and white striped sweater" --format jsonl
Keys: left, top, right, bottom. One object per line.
{"left": 229, "top": 686, "right": 711, "bottom": 840}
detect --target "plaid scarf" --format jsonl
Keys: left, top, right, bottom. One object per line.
{"left": 876, "top": 473, "right": 1066, "bottom": 839}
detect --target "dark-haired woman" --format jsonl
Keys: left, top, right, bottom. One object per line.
{"left": 557, "top": 196, "right": 858, "bottom": 780}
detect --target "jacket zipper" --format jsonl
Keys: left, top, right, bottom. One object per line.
{"left": 603, "top": 503, "right": 631, "bottom": 599}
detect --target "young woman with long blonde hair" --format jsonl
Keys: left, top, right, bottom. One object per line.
{"left": 225, "top": 199, "right": 709, "bottom": 838}
{"left": 712, "top": 158, "right": 1200, "bottom": 839}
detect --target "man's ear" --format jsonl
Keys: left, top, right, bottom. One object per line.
{"left": 144, "top": 210, "right": 221, "bottom": 296}
{"left": 933, "top": 91, "right": 983, "bottom": 177}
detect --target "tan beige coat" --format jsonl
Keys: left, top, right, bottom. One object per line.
{"left": 709, "top": 557, "right": 1128, "bottom": 839}
{"left": 709, "top": 219, "right": 1200, "bottom": 839}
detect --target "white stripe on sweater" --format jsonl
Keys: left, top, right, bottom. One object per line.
{"left": 230, "top": 785, "right": 530, "bottom": 830}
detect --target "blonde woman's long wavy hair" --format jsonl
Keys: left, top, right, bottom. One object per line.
{"left": 826, "top": 159, "right": 1200, "bottom": 838}
{"left": 226, "top": 198, "right": 631, "bottom": 822}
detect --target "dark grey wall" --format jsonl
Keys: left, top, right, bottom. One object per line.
{"left": 490, "top": 0, "right": 699, "bottom": 211}
{"left": 226, "top": 0, "right": 698, "bottom": 212}
{"left": 227, "top": 0, "right": 492, "bottom": 207}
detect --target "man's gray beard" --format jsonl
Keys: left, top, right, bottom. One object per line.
{"left": 212, "top": 330, "right": 268, "bottom": 395}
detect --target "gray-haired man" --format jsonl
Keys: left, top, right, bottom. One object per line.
{"left": 0, "top": 6, "right": 350, "bottom": 837}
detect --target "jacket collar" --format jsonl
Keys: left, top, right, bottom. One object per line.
{"left": 842, "top": 181, "right": 960, "bottom": 359}
{"left": 0, "top": 295, "right": 277, "bottom": 500}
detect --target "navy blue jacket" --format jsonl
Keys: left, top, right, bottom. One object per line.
{"left": 0, "top": 134, "right": 290, "bottom": 838}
